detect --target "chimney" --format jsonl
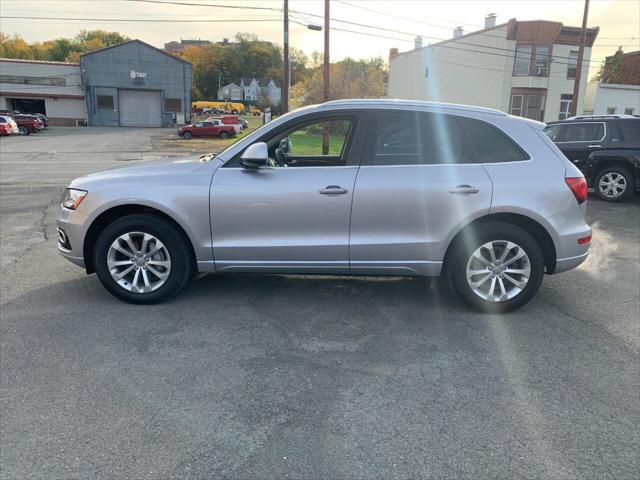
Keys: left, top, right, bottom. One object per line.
{"left": 484, "top": 13, "right": 497, "bottom": 29}
{"left": 389, "top": 48, "right": 399, "bottom": 60}
{"left": 414, "top": 36, "right": 423, "bottom": 50}
{"left": 453, "top": 26, "right": 463, "bottom": 38}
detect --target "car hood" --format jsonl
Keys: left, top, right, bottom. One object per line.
{"left": 69, "top": 154, "right": 214, "bottom": 189}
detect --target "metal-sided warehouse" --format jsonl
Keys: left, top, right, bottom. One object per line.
{"left": 81, "top": 40, "right": 192, "bottom": 127}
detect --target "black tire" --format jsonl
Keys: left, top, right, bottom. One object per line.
{"left": 231, "top": 109, "right": 238, "bottom": 115}
{"left": 446, "top": 222, "right": 545, "bottom": 313}
{"left": 183, "top": 131, "right": 192, "bottom": 140}
{"left": 219, "top": 131, "right": 229, "bottom": 139}
{"left": 18, "top": 125, "right": 29, "bottom": 135}
{"left": 93, "top": 213, "right": 194, "bottom": 304}
{"left": 594, "top": 166, "right": 634, "bottom": 202}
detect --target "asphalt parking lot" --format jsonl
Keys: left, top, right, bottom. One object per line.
{"left": 1, "top": 127, "right": 639, "bottom": 479}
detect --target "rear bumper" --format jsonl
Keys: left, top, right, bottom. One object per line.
{"left": 554, "top": 249, "right": 589, "bottom": 274}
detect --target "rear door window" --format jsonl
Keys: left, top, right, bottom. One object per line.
{"left": 460, "top": 118, "right": 530, "bottom": 163}
{"left": 560, "top": 122, "right": 605, "bottom": 142}
{"left": 371, "top": 111, "right": 474, "bottom": 165}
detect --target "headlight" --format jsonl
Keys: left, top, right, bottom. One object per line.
{"left": 62, "top": 188, "right": 88, "bottom": 210}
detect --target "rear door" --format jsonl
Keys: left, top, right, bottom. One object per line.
{"left": 349, "top": 110, "right": 493, "bottom": 276}
{"left": 556, "top": 121, "right": 607, "bottom": 168}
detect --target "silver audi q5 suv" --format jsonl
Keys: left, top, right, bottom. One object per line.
{"left": 57, "top": 100, "right": 591, "bottom": 312}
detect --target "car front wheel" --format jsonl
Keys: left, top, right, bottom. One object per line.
{"left": 93, "top": 214, "right": 194, "bottom": 304}
{"left": 447, "top": 222, "right": 545, "bottom": 313}
{"left": 183, "top": 131, "right": 192, "bottom": 139}
{"left": 595, "top": 167, "right": 633, "bottom": 202}
{"left": 18, "top": 125, "right": 29, "bottom": 135}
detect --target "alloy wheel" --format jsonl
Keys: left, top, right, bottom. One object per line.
{"left": 107, "top": 231, "right": 171, "bottom": 293}
{"left": 598, "top": 172, "right": 627, "bottom": 199}
{"left": 465, "top": 240, "right": 531, "bottom": 302}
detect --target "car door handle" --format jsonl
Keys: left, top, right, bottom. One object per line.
{"left": 319, "top": 185, "right": 348, "bottom": 195}
{"left": 448, "top": 185, "right": 479, "bottom": 194}
{"left": 588, "top": 144, "right": 602, "bottom": 148}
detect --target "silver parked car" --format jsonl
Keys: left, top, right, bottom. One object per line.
{"left": 57, "top": 100, "right": 591, "bottom": 312}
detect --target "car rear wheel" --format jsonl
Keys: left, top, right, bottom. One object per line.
{"left": 183, "top": 131, "right": 192, "bottom": 139}
{"left": 594, "top": 167, "right": 633, "bottom": 202}
{"left": 447, "top": 222, "right": 545, "bottom": 313}
{"left": 18, "top": 125, "right": 29, "bottom": 135}
{"left": 94, "top": 214, "right": 194, "bottom": 304}
{"left": 219, "top": 131, "right": 229, "bottom": 139}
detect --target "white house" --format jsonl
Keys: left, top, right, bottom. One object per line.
{"left": 217, "top": 82, "right": 242, "bottom": 101}
{"left": 240, "top": 77, "right": 281, "bottom": 106}
{"left": 0, "top": 58, "right": 87, "bottom": 125}
{"left": 387, "top": 16, "right": 599, "bottom": 122}
{"left": 583, "top": 82, "right": 640, "bottom": 116}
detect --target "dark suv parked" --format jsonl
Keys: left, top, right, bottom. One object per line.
{"left": 544, "top": 115, "right": 639, "bottom": 201}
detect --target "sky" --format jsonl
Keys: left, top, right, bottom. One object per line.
{"left": 1, "top": 0, "right": 639, "bottom": 76}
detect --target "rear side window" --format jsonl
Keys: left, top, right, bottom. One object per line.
{"left": 461, "top": 118, "right": 530, "bottom": 163}
{"left": 0, "top": 118, "right": 5, "bottom": 124}
{"left": 561, "top": 122, "right": 604, "bottom": 142}
{"left": 372, "top": 111, "right": 474, "bottom": 165}
{"left": 615, "top": 120, "right": 640, "bottom": 142}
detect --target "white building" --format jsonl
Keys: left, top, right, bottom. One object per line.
{"left": 388, "top": 17, "right": 599, "bottom": 123}
{"left": 240, "top": 77, "right": 281, "bottom": 106}
{"left": 584, "top": 82, "right": 640, "bottom": 116}
{"left": 0, "top": 58, "right": 87, "bottom": 125}
{"left": 217, "top": 82, "right": 243, "bottom": 101}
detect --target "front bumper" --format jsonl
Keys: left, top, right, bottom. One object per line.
{"left": 57, "top": 206, "right": 88, "bottom": 269}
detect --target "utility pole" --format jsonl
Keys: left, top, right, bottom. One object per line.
{"left": 570, "top": 0, "right": 590, "bottom": 117}
{"left": 322, "top": 0, "right": 330, "bottom": 154}
{"left": 282, "top": 0, "right": 290, "bottom": 113}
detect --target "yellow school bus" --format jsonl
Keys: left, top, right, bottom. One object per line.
{"left": 192, "top": 101, "right": 245, "bottom": 114}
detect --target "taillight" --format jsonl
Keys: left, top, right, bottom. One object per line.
{"left": 565, "top": 177, "right": 588, "bottom": 204}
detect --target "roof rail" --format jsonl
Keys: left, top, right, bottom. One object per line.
{"left": 566, "top": 114, "right": 636, "bottom": 120}
{"left": 318, "top": 98, "right": 507, "bottom": 116}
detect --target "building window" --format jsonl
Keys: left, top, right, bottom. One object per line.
{"left": 559, "top": 94, "right": 573, "bottom": 120}
{"left": 510, "top": 95, "right": 523, "bottom": 116}
{"left": 0, "top": 74, "right": 66, "bottom": 87}
{"left": 526, "top": 94, "right": 545, "bottom": 120}
{"left": 510, "top": 92, "right": 546, "bottom": 121}
{"left": 424, "top": 67, "right": 429, "bottom": 78}
{"left": 624, "top": 108, "right": 635, "bottom": 115}
{"left": 514, "top": 46, "right": 531, "bottom": 75}
{"left": 533, "top": 46, "right": 550, "bottom": 76}
{"left": 97, "top": 95, "right": 114, "bottom": 109}
{"left": 606, "top": 107, "right": 617, "bottom": 114}
{"left": 514, "top": 45, "right": 550, "bottom": 77}
{"left": 165, "top": 98, "right": 181, "bottom": 112}
{"left": 567, "top": 51, "right": 578, "bottom": 79}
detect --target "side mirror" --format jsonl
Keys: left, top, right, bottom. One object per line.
{"left": 240, "top": 142, "right": 269, "bottom": 169}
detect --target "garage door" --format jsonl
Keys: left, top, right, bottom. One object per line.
{"left": 118, "top": 90, "right": 162, "bottom": 127}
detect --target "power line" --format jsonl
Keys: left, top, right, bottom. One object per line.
{"left": 0, "top": 15, "right": 281, "bottom": 23}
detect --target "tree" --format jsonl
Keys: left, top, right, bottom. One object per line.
{"left": 290, "top": 57, "right": 387, "bottom": 108}
{"left": 0, "top": 30, "right": 130, "bottom": 62}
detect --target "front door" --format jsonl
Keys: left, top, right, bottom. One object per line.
{"left": 350, "top": 110, "right": 498, "bottom": 276}
{"left": 210, "top": 114, "right": 362, "bottom": 273}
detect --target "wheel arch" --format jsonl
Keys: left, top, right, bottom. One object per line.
{"left": 589, "top": 155, "right": 636, "bottom": 185}
{"left": 442, "top": 213, "right": 557, "bottom": 275}
{"left": 83, "top": 204, "right": 197, "bottom": 274}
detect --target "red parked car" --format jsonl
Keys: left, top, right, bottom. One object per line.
{"left": 178, "top": 120, "right": 236, "bottom": 140}
{"left": 12, "top": 114, "right": 42, "bottom": 135}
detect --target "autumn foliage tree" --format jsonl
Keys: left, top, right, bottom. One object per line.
{"left": 290, "top": 57, "right": 387, "bottom": 108}
{"left": 0, "top": 30, "right": 130, "bottom": 62}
